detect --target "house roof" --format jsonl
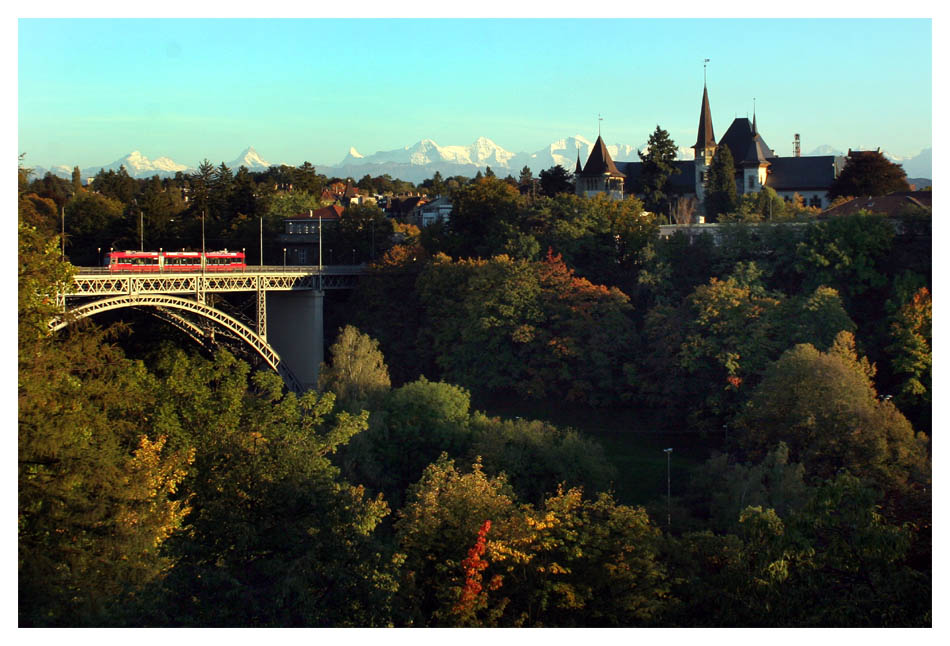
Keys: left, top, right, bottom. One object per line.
{"left": 694, "top": 84, "right": 716, "bottom": 152}
{"left": 765, "top": 156, "right": 844, "bottom": 191}
{"left": 718, "top": 118, "right": 774, "bottom": 166}
{"left": 414, "top": 195, "right": 452, "bottom": 212}
{"left": 387, "top": 195, "right": 427, "bottom": 216}
{"left": 821, "top": 190, "right": 932, "bottom": 217}
{"left": 580, "top": 135, "right": 625, "bottom": 178}
{"left": 285, "top": 204, "right": 344, "bottom": 220}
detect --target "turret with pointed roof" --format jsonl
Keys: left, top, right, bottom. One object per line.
{"left": 576, "top": 135, "right": 625, "bottom": 200}
{"left": 580, "top": 135, "right": 625, "bottom": 178}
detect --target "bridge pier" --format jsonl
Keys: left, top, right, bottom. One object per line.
{"left": 266, "top": 289, "right": 324, "bottom": 391}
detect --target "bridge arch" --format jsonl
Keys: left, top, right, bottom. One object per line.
{"left": 49, "top": 293, "right": 302, "bottom": 392}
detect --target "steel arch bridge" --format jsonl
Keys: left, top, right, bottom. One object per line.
{"left": 51, "top": 265, "right": 364, "bottom": 393}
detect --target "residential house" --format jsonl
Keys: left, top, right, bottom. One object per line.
{"left": 409, "top": 195, "right": 453, "bottom": 227}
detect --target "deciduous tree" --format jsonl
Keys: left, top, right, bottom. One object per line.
{"left": 828, "top": 150, "right": 911, "bottom": 199}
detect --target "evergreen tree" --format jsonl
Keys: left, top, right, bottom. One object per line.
{"left": 294, "top": 161, "right": 324, "bottom": 195}
{"left": 71, "top": 166, "right": 83, "bottom": 195}
{"left": 210, "top": 162, "right": 234, "bottom": 229}
{"left": 538, "top": 164, "right": 573, "bottom": 197}
{"left": 518, "top": 165, "right": 533, "bottom": 186}
{"left": 704, "top": 145, "right": 738, "bottom": 220}
{"left": 638, "top": 125, "right": 680, "bottom": 216}
{"left": 188, "top": 159, "right": 215, "bottom": 220}
{"left": 428, "top": 170, "right": 445, "bottom": 196}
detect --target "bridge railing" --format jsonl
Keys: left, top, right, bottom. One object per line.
{"left": 75, "top": 264, "right": 366, "bottom": 276}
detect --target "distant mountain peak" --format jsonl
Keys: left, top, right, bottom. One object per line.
{"left": 227, "top": 146, "right": 270, "bottom": 170}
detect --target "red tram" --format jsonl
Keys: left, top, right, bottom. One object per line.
{"left": 106, "top": 250, "right": 246, "bottom": 272}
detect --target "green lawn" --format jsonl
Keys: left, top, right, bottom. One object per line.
{"left": 472, "top": 394, "right": 721, "bottom": 506}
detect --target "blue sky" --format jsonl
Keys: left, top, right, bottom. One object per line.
{"left": 18, "top": 17, "right": 933, "bottom": 170}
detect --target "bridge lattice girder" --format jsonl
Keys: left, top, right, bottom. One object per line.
{"left": 49, "top": 293, "right": 303, "bottom": 393}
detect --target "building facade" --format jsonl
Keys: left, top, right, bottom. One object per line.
{"left": 576, "top": 82, "right": 848, "bottom": 215}
{"left": 279, "top": 205, "right": 343, "bottom": 265}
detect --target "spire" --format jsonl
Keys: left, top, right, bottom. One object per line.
{"left": 753, "top": 98, "right": 757, "bottom": 135}
{"left": 575, "top": 149, "right": 583, "bottom": 174}
{"left": 580, "top": 135, "right": 625, "bottom": 178}
{"left": 693, "top": 84, "right": 716, "bottom": 154}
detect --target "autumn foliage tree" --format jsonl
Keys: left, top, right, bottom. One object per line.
{"left": 416, "top": 250, "right": 636, "bottom": 405}
{"left": 18, "top": 218, "right": 193, "bottom": 626}
{"left": 394, "top": 455, "right": 669, "bottom": 627}
{"left": 637, "top": 262, "right": 855, "bottom": 425}
{"left": 736, "top": 334, "right": 930, "bottom": 501}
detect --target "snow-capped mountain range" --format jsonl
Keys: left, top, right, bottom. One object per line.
{"left": 29, "top": 139, "right": 932, "bottom": 185}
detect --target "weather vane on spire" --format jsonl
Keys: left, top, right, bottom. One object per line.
{"left": 704, "top": 58, "right": 710, "bottom": 85}
{"left": 598, "top": 113, "right": 603, "bottom": 137}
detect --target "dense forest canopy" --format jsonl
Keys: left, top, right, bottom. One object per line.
{"left": 18, "top": 153, "right": 931, "bottom": 627}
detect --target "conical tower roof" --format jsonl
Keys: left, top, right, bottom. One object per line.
{"left": 693, "top": 84, "right": 716, "bottom": 153}
{"left": 580, "top": 135, "right": 625, "bottom": 177}
{"left": 575, "top": 149, "right": 583, "bottom": 174}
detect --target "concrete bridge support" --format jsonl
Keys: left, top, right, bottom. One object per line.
{"left": 266, "top": 289, "right": 324, "bottom": 391}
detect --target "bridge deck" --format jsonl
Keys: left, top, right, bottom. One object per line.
{"left": 67, "top": 265, "right": 365, "bottom": 298}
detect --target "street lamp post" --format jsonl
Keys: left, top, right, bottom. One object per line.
{"left": 319, "top": 215, "right": 324, "bottom": 291}
{"left": 97, "top": 247, "right": 101, "bottom": 267}
{"left": 201, "top": 209, "right": 206, "bottom": 273}
{"left": 260, "top": 216, "right": 263, "bottom": 267}
{"left": 283, "top": 247, "right": 287, "bottom": 268}
{"left": 663, "top": 448, "right": 673, "bottom": 531}
{"left": 352, "top": 248, "right": 356, "bottom": 265}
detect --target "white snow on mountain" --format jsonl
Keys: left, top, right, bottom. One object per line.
{"left": 82, "top": 150, "right": 190, "bottom": 179}
{"left": 41, "top": 140, "right": 931, "bottom": 185}
{"left": 531, "top": 135, "right": 593, "bottom": 169}
{"left": 805, "top": 144, "right": 846, "bottom": 157}
{"left": 340, "top": 137, "right": 517, "bottom": 169}
{"left": 227, "top": 146, "right": 271, "bottom": 171}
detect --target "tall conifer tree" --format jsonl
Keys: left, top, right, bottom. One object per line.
{"left": 638, "top": 126, "right": 680, "bottom": 216}
{"left": 704, "top": 145, "right": 738, "bottom": 220}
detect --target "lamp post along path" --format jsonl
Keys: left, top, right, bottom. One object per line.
{"left": 664, "top": 448, "right": 673, "bottom": 531}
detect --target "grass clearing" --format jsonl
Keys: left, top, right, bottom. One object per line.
{"left": 472, "top": 393, "right": 721, "bottom": 506}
